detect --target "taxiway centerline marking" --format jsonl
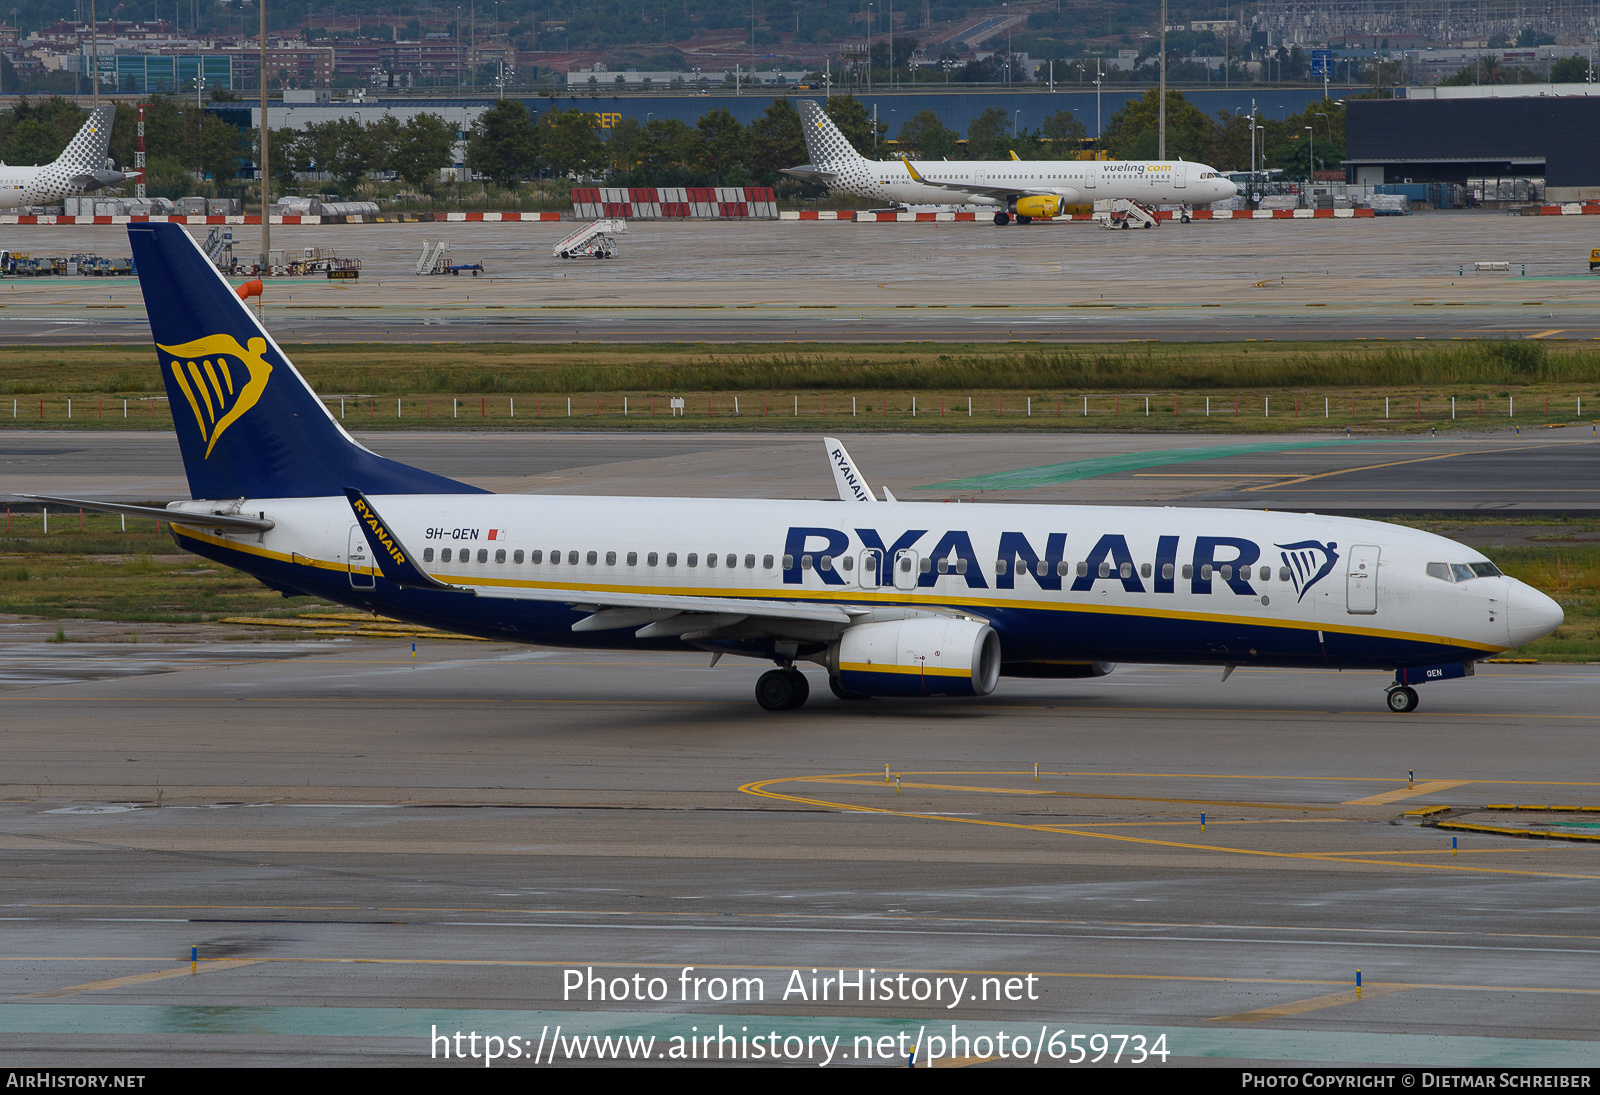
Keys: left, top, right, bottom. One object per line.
{"left": 1343, "top": 780, "right": 1474, "bottom": 805}
{"left": 14, "top": 959, "right": 262, "bottom": 1000}
{"left": 1210, "top": 985, "right": 1413, "bottom": 1022}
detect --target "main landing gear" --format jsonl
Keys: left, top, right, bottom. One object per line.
{"left": 756, "top": 667, "right": 810, "bottom": 710}
{"left": 993, "top": 212, "right": 1010, "bottom": 226}
{"left": 1385, "top": 686, "right": 1420, "bottom": 713}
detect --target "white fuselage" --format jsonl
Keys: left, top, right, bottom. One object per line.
{"left": 829, "top": 158, "right": 1238, "bottom": 209}
{"left": 0, "top": 164, "right": 67, "bottom": 209}
{"left": 169, "top": 493, "right": 1558, "bottom": 670}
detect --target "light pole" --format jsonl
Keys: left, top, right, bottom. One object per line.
{"left": 260, "top": 0, "right": 270, "bottom": 276}
{"left": 1013, "top": 109, "right": 1020, "bottom": 137}
{"left": 866, "top": 3, "right": 872, "bottom": 94}
{"left": 1305, "top": 125, "right": 1314, "bottom": 195}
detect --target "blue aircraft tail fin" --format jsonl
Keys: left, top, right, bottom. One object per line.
{"left": 127, "top": 222, "right": 485, "bottom": 500}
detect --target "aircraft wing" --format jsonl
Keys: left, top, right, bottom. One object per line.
{"left": 469, "top": 583, "right": 862, "bottom": 629}
{"left": 13, "top": 493, "right": 275, "bottom": 532}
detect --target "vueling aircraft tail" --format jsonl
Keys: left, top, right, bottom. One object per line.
{"left": 128, "top": 222, "right": 485, "bottom": 500}
{"left": 796, "top": 100, "right": 868, "bottom": 167}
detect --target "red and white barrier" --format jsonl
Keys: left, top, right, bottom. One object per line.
{"left": 570, "top": 186, "right": 777, "bottom": 219}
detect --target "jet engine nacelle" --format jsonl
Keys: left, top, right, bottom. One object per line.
{"left": 827, "top": 617, "right": 1001, "bottom": 698}
{"left": 1012, "top": 195, "right": 1068, "bottom": 219}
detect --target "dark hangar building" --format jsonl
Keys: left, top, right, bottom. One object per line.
{"left": 1345, "top": 90, "right": 1600, "bottom": 202}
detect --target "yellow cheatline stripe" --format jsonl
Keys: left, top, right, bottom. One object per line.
{"left": 1343, "top": 780, "right": 1473, "bottom": 806}
{"left": 839, "top": 661, "right": 969, "bottom": 678}
{"left": 16, "top": 959, "right": 262, "bottom": 999}
{"left": 739, "top": 773, "right": 1600, "bottom": 881}
{"left": 171, "top": 528, "right": 1504, "bottom": 654}
{"left": 1210, "top": 985, "right": 1412, "bottom": 1023}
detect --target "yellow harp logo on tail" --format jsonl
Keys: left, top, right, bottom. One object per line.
{"left": 156, "top": 335, "right": 274, "bottom": 459}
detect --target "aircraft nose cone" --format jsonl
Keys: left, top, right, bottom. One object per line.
{"left": 1221, "top": 178, "right": 1240, "bottom": 200}
{"left": 1506, "top": 579, "right": 1563, "bottom": 648}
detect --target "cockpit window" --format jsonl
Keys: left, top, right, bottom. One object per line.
{"left": 1428, "top": 561, "right": 1503, "bottom": 582}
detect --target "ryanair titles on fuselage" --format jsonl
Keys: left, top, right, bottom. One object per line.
{"left": 781, "top": 526, "right": 1339, "bottom": 600}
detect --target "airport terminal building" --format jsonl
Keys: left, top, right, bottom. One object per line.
{"left": 1345, "top": 85, "right": 1600, "bottom": 201}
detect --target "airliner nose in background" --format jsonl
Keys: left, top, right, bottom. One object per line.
{"left": 0, "top": 105, "right": 140, "bottom": 210}
{"left": 784, "top": 99, "right": 1237, "bottom": 225}
{"left": 20, "top": 223, "right": 1563, "bottom": 715}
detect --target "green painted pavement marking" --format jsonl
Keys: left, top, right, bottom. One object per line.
{"left": 918, "top": 440, "right": 1376, "bottom": 493}
{"left": 0, "top": 1006, "right": 1594, "bottom": 1065}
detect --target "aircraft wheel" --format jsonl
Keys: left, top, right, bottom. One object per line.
{"left": 1016, "top": 215, "right": 1032, "bottom": 225}
{"left": 1386, "top": 686, "right": 1419, "bottom": 713}
{"left": 1119, "top": 220, "right": 1129, "bottom": 229}
{"left": 829, "top": 676, "right": 871, "bottom": 701}
{"left": 993, "top": 212, "right": 1010, "bottom": 226}
{"left": 1144, "top": 220, "right": 1155, "bottom": 228}
{"left": 756, "top": 668, "right": 810, "bottom": 710}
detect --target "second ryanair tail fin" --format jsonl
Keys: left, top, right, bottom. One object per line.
{"left": 128, "top": 223, "right": 485, "bottom": 500}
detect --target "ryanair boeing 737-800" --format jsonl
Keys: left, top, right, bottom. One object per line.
{"left": 25, "top": 223, "right": 1562, "bottom": 713}
{"left": 0, "top": 106, "right": 139, "bottom": 210}
{"left": 784, "top": 100, "right": 1238, "bottom": 225}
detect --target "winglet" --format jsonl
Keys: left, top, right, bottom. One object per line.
{"left": 899, "top": 156, "right": 927, "bottom": 183}
{"left": 1009, "top": 150, "right": 1021, "bottom": 161}
{"left": 823, "top": 437, "right": 878, "bottom": 502}
{"left": 343, "top": 487, "right": 465, "bottom": 591}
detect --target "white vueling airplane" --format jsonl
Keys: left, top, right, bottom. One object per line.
{"left": 784, "top": 99, "right": 1238, "bottom": 225}
{"left": 25, "top": 222, "right": 1563, "bottom": 713}
{"left": 0, "top": 105, "right": 138, "bottom": 210}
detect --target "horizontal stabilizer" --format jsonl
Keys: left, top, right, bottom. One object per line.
{"left": 12, "top": 493, "right": 274, "bottom": 532}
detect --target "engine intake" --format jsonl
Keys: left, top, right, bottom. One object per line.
{"left": 827, "top": 617, "right": 1000, "bottom": 698}
{"left": 1012, "top": 195, "right": 1067, "bottom": 219}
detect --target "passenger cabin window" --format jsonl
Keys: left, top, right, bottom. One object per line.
{"left": 666, "top": 553, "right": 678, "bottom": 566}
{"left": 726, "top": 554, "right": 737, "bottom": 569}
{"left": 819, "top": 555, "right": 832, "bottom": 571}
{"left": 647, "top": 552, "right": 658, "bottom": 566}
{"left": 1163, "top": 563, "right": 1175, "bottom": 580}
{"left": 1182, "top": 564, "right": 1193, "bottom": 579}
{"left": 782, "top": 554, "right": 794, "bottom": 569}
{"left": 514, "top": 550, "right": 524, "bottom": 564}
{"left": 746, "top": 554, "right": 757, "bottom": 569}
{"left": 627, "top": 552, "right": 638, "bottom": 566}
{"left": 424, "top": 548, "right": 434, "bottom": 562}
{"left": 688, "top": 553, "right": 699, "bottom": 567}
{"left": 763, "top": 555, "right": 775, "bottom": 569}
{"left": 606, "top": 551, "right": 617, "bottom": 565}
{"left": 477, "top": 549, "right": 488, "bottom": 563}
{"left": 567, "top": 551, "right": 579, "bottom": 565}
{"left": 531, "top": 550, "right": 543, "bottom": 564}
{"left": 1141, "top": 563, "right": 1152, "bottom": 578}
{"left": 1278, "top": 566, "right": 1290, "bottom": 581}
{"left": 495, "top": 549, "right": 506, "bottom": 564}
{"left": 707, "top": 553, "right": 718, "bottom": 568}
{"left": 441, "top": 548, "right": 452, "bottom": 562}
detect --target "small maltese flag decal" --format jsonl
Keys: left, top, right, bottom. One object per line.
{"left": 486, "top": 529, "right": 509, "bottom": 540}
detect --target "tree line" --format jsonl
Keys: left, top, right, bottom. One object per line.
{"left": 0, "top": 89, "right": 1349, "bottom": 204}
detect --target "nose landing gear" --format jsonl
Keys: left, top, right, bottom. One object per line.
{"left": 1385, "top": 686, "right": 1420, "bottom": 713}
{"left": 993, "top": 212, "right": 1011, "bottom": 226}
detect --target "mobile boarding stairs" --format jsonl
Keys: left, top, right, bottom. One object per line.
{"left": 553, "top": 219, "right": 625, "bottom": 259}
